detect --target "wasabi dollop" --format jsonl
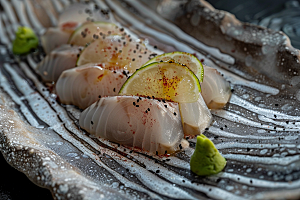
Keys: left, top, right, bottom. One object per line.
{"left": 190, "top": 134, "right": 226, "bottom": 176}
{"left": 12, "top": 26, "right": 39, "bottom": 55}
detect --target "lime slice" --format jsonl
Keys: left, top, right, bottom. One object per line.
{"left": 77, "top": 35, "right": 153, "bottom": 72}
{"left": 68, "top": 21, "right": 120, "bottom": 46}
{"left": 119, "top": 61, "right": 201, "bottom": 103}
{"left": 143, "top": 51, "right": 204, "bottom": 83}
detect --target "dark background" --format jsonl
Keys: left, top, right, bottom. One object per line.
{"left": 1, "top": 0, "right": 299, "bottom": 199}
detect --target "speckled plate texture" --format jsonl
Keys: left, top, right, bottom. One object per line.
{"left": 1, "top": 0, "right": 300, "bottom": 199}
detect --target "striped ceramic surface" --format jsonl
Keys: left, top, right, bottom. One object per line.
{"left": 0, "top": 0, "right": 300, "bottom": 199}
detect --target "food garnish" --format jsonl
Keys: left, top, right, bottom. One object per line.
{"left": 12, "top": 26, "right": 39, "bottom": 55}
{"left": 190, "top": 134, "right": 226, "bottom": 176}
{"left": 119, "top": 61, "right": 201, "bottom": 103}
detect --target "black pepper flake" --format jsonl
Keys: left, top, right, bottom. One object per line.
{"left": 154, "top": 45, "right": 157, "bottom": 49}
{"left": 139, "top": 55, "right": 142, "bottom": 58}
{"left": 220, "top": 127, "right": 223, "bottom": 130}
{"left": 182, "top": 180, "right": 185, "bottom": 183}
{"left": 162, "top": 99, "right": 166, "bottom": 103}
{"left": 113, "top": 88, "right": 116, "bottom": 92}
{"left": 145, "top": 110, "right": 148, "bottom": 113}
{"left": 133, "top": 102, "right": 136, "bottom": 106}
{"left": 179, "top": 144, "right": 182, "bottom": 150}
{"left": 231, "top": 89, "right": 235, "bottom": 92}
{"left": 120, "top": 28, "right": 124, "bottom": 32}
{"left": 156, "top": 170, "right": 160, "bottom": 173}
{"left": 250, "top": 180, "right": 253, "bottom": 184}
{"left": 122, "top": 70, "right": 128, "bottom": 77}
{"left": 136, "top": 105, "right": 139, "bottom": 107}
{"left": 113, "top": 71, "right": 116, "bottom": 73}
{"left": 129, "top": 39, "right": 132, "bottom": 42}
{"left": 147, "top": 96, "right": 151, "bottom": 99}
{"left": 147, "top": 108, "right": 150, "bottom": 111}
{"left": 274, "top": 115, "right": 277, "bottom": 118}
{"left": 247, "top": 147, "right": 250, "bottom": 152}
{"left": 164, "top": 105, "right": 167, "bottom": 108}
{"left": 132, "top": 58, "right": 135, "bottom": 61}
{"left": 91, "top": 121, "right": 94, "bottom": 125}
{"left": 98, "top": 95, "right": 101, "bottom": 98}
{"left": 137, "top": 99, "right": 139, "bottom": 103}
{"left": 275, "top": 103, "right": 278, "bottom": 106}
{"left": 174, "top": 112, "right": 177, "bottom": 116}
{"left": 133, "top": 50, "right": 136, "bottom": 53}
{"left": 205, "top": 128, "right": 209, "bottom": 131}
{"left": 148, "top": 53, "right": 158, "bottom": 59}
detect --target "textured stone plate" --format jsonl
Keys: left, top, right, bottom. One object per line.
{"left": 1, "top": 0, "right": 300, "bottom": 199}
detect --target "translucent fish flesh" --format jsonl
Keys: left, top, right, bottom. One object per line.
{"left": 179, "top": 94, "right": 212, "bottom": 135}
{"left": 79, "top": 96, "right": 184, "bottom": 154}
{"left": 56, "top": 63, "right": 128, "bottom": 109}
{"left": 36, "top": 44, "right": 81, "bottom": 82}
{"left": 201, "top": 65, "right": 232, "bottom": 109}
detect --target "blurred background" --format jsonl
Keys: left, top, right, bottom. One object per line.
{"left": 207, "top": 0, "right": 300, "bottom": 49}
{"left": 1, "top": 0, "right": 300, "bottom": 199}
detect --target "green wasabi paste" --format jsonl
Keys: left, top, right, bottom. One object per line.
{"left": 190, "top": 134, "right": 226, "bottom": 176}
{"left": 12, "top": 26, "right": 38, "bottom": 55}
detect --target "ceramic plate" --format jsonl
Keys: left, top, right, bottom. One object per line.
{"left": 1, "top": 0, "right": 300, "bottom": 199}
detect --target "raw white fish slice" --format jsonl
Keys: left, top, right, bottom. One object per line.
{"left": 36, "top": 44, "right": 81, "bottom": 82}
{"left": 179, "top": 93, "right": 212, "bottom": 135}
{"left": 41, "top": 25, "right": 77, "bottom": 54}
{"left": 201, "top": 65, "right": 232, "bottom": 109}
{"left": 56, "top": 63, "right": 128, "bottom": 109}
{"left": 58, "top": 3, "right": 114, "bottom": 26}
{"left": 79, "top": 96, "right": 184, "bottom": 154}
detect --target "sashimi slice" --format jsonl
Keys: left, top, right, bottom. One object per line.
{"left": 36, "top": 44, "right": 81, "bottom": 82}
{"left": 58, "top": 3, "right": 114, "bottom": 26}
{"left": 79, "top": 96, "right": 185, "bottom": 154}
{"left": 56, "top": 63, "right": 128, "bottom": 109}
{"left": 201, "top": 65, "right": 232, "bottom": 109}
{"left": 77, "top": 35, "right": 155, "bottom": 73}
{"left": 179, "top": 93, "right": 212, "bottom": 135}
{"left": 40, "top": 22, "right": 79, "bottom": 54}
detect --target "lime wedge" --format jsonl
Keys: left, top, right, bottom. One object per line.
{"left": 143, "top": 51, "right": 204, "bottom": 83}
{"left": 77, "top": 35, "right": 153, "bottom": 72}
{"left": 119, "top": 61, "right": 201, "bottom": 103}
{"left": 68, "top": 21, "right": 120, "bottom": 46}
